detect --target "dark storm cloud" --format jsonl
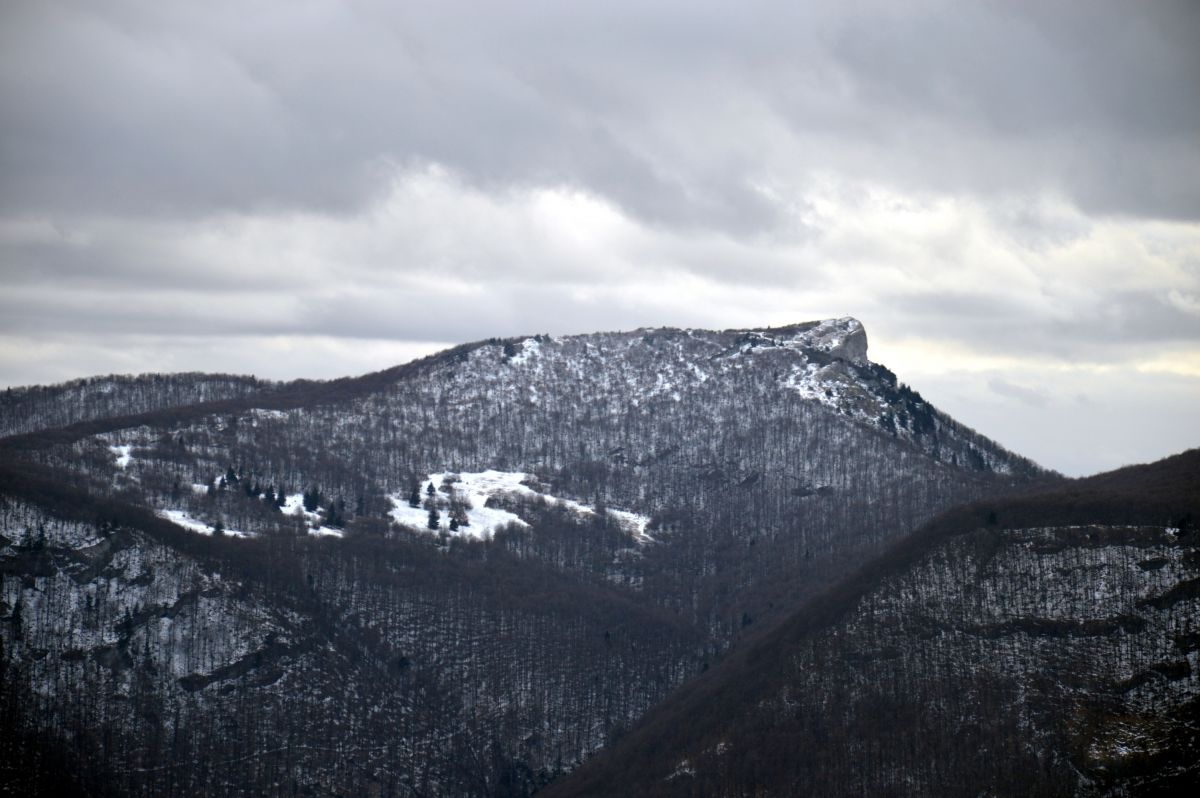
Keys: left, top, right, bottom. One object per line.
{"left": 3, "top": 0, "right": 1198, "bottom": 228}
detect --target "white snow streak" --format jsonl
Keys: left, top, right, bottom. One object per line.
{"left": 388, "top": 469, "right": 653, "bottom": 543}
{"left": 157, "top": 509, "right": 251, "bottom": 538}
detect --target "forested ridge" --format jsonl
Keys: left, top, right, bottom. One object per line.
{"left": 549, "top": 450, "right": 1200, "bottom": 797}
{"left": 5, "top": 318, "right": 1184, "bottom": 796}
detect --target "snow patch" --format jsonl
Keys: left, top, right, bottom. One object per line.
{"left": 390, "top": 471, "right": 530, "bottom": 540}
{"left": 110, "top": 445, "right": 132, "bottom": 469}
{"left": 281, "top": 493, "right": 322, "bottom": 523}
{"left": 509, "top": 338, "right": 541, "bottom": 365}
{"left": 388, "top": 470, "right": 654, "bottom": 543}
{"left": 608, "top": 509, "right": 653, "bottom": 542}
{"left": 666, "top": 759, "right": 696, "bottom": 780}
{"left": 157, "top": 509, "right": 251, "bottom": 538}
{"left": 783, "top": 362, "right": 841, "bottom": 410}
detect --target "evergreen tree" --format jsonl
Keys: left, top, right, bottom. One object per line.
{"left": 427, "top": 507, "right": 441, "bottom": 530}
{"left": 303, "top": 487, "right": 321, "bottom": 513}
{"left": 327, "top": 497, "right": 346, "bottom": 528}
{"left": 10, "top": 598, "right": 22, "bottom": 641}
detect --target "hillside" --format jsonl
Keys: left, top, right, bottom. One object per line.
{"left": 548, "top": 450, "right": 1200, "bottom": 797}
{"left": 3, "top": 319, "right": 1048, "bottom": 635}
{"left": 0, "top": 318, "right": 1057, "bottom": 794}
{"left": 0, "top": 478, "right": 701, "bottom": 795}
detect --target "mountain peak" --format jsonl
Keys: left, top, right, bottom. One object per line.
{"left": 459, "top": 317, "right": 1036, "bottom": 478}
{"left": 748, "top": 316, "right": 869, "bottom": 366}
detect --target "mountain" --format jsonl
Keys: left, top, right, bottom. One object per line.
{"left": 1, "top": 318, "right": 1059, "bottom": 794}
{"left": 548, "top": 450, "right": 1200, "bottom": 797}
{"left": 2, "top": 318, "right": 1046, "bottom": 626}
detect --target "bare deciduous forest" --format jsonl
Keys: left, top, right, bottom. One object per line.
{"left": 2, "top": 322, "right": 1196, "bottom": 795}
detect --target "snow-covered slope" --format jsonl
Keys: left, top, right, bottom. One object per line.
{"left": 388, "top": 470, "right": 652, "bottom": 542}
{"left": 415, "top": 317, "right": 1039, "bottom": 477}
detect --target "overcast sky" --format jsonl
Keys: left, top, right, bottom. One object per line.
{"left": 2, "top": 0, "right": 1198, "bottom": 476}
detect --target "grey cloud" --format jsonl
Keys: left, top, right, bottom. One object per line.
{"left": 0, "top": 286, "right": 300, "bottom": 338}
{"left": 0, "top": 272, "right": 708, "bottom": 346}
{"left": 916, "top": 369, "right": 1200, "bottom": 477}
{"left": 297, "top": 285, "right": 719, "bottom": 345}
{"left": 0, "top": 239, "right": 259, "bottom": 293}
{"left": 883, "top": 289, "right": 1200, "bottom": 362}
{"left": 988, "top": 378, "right": 1050, "bottom": 409}
{"left": 991, "top": 202, "right": 1094, "bottom": 252}
{"left": 3, "top": 0, "right": 1198, "bottom": 229}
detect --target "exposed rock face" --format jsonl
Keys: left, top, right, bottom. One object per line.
{"left": 828, "top": 317, "right": 869, "bottom": 365}
{"left": 758, "top": 316, "right": 869, "bottom": 366}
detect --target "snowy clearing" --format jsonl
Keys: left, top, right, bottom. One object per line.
{"left": 388, "top": 470, "right": 653, "bottom": 543}
{"left": 389, "top": 470, "right": 529, "bottom": 540}
{"left": 281, "top": 493, "right": 323, "bottom": 523}
{"left": 279, "top": 493, "right": 343, "bottom": 536}
{"left": 508, "top": 337, "right": 541, "bottom": 365}
{"left": 157, "top": 509, "right": 251, "bottom": 538}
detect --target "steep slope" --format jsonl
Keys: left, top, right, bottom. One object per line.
{"left": 548, "top": 450, "right": 1200, "bottom": 797}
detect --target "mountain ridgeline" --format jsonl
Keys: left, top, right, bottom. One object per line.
{"left": 1, "top": 317, "right": 1193, "bottom": 796}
